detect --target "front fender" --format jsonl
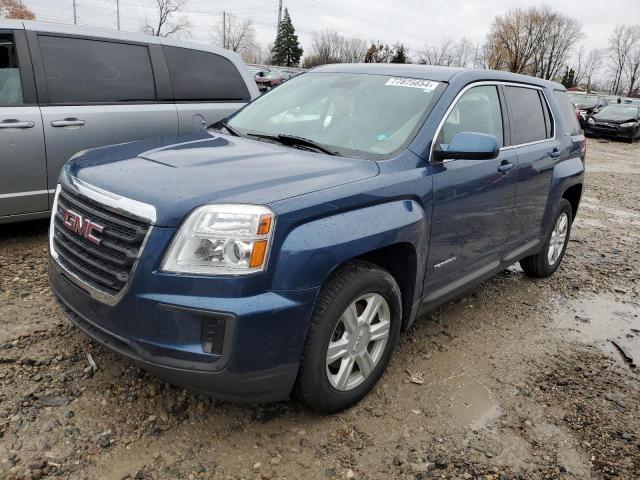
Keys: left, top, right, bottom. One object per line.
{"left": 271, "top": 200, "right": 428, "bottom": 291}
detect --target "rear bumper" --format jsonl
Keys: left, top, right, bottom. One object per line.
{"left": 49, "top": 258, "right": 319, "bottom": 403}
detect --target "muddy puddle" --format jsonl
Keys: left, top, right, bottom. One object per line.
{"left": 553, "top": 294, "right": 640, "bottom": 368}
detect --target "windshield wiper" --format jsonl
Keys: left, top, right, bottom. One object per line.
{"left": 277, "top": 135, "right": 340, "bottom": 156}
{"left": 245, "top": 132, "right": 341, "bottom": 156}
{"left": 211, "top": 121, "right": 244, "bottom": 137}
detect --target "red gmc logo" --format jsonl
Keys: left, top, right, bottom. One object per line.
{"left": 62, "top": 210, "right": 104, "bottom": 245}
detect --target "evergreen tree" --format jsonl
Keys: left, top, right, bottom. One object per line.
{"left": 561, "top": 67, "right": 575, "bottom": 88}
{"left": 390, "top": 43, "right": 407, "bottom": 64}
{"left": 270, "top": 8, "right": 303, "bottom": 67}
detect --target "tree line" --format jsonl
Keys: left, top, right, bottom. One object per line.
{"left": 2, "top": 1, "right": 639, "bottom": 96}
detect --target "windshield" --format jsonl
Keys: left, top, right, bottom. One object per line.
{"left": 227, "top": 72, "right": 443, "bottom": 158}
{"left": 574, "top": 96, "right": 599, "bottom": 108}
{"left": 596, "top": 105, "right": 639, "bottom": 120}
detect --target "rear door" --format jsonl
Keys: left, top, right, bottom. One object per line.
{"left": 502, "top": 85, "right": 561, "bottom": 255}
{"left": 162, "top": 45, "right": 252, "bottom": 133}
{"left": 0, "top": 28, "right": 47, "bottom": 217}
{"left": 27, "top": 32, "right": 178, "bottom": 203}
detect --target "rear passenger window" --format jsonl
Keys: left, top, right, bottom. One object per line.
{"left": 553, "top": 90, "right": 582, "bottom": 136}
{"left": 38, "top": 35, "right": 156, "bottom": 104}
{"left": 439, "top": 85, "right": 504, "bottom": 147}
{"left": 0, "top": 33, "right": 23, "bottom": 105}
{"left": 505, "top": 86, "right": 553, "bottom": 145}
{"left": 163, "top": 46, "right": 250, "bottom": 102}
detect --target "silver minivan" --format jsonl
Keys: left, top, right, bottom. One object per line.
{"left": 0, "top": 20, "right": 259, "bottom": 223}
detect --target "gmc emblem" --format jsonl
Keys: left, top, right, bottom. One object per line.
{"left": 62, "top": 209, "right": 104, "bottom": 245}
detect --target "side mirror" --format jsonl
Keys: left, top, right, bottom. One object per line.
{"left": 435, "top": 132, "right": 500, "bottom": 161}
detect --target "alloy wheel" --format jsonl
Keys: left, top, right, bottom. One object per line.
{"left": 548, "top": 212, "right": 569, "bottom": 266}
{"left": 326, "top": 293, "right": 391, "bottom": 391}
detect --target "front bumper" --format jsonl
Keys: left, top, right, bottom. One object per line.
{"left": 584, "top": 125, "right": 634, "bottom": 140}
{"left": 49, "top": 256, "right": 319, "bottom": 403}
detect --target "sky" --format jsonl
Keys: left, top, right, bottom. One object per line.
{"left": 21, "top": 0, "right": 640, "bottom": 61}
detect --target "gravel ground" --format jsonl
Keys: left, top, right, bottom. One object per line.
{"left": 1, "top": 138, "right": 639, "bottom": 480}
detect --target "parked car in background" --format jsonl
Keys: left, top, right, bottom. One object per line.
{"left": 250, "top": 66, "right": 303, "bottom": 93}
{"left": 585, "top": 104, "right": 640, "bottom": 142}
{"left": 0, "top": 20, "right": 258, "bottom": 224}
{"left": 570, "top": 95, "right": 607, "bottom": 127}
{"left": 49, "top": 64, "right": 585, "bottom": 412}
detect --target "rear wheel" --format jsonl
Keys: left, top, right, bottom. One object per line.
{"left": 294, "top": 261, "right": 401, "bottom": 413}
{"left": 520, "top": 199, "right": 572, "bottom": 278}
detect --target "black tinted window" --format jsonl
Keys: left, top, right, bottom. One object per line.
{"left": 553, "top": 90, "right": 582, "bottom": 136}
{"left": 163, "top": 46, "right": 249, "bottom": 101}
{"left": 0, "top": 34, "right": 23, "bottom": 105}
{"left": 505, "top": 86, "right": 550, "bottom": 144}
{"left": 38, "top": 35, "right": 155, "bottom": 103}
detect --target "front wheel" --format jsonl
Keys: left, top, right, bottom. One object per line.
{"left": 294, "top": 261, "right": 402, "bottom": 413}
{"left": 520, "top": 199, "right": 573, "bottom": 278}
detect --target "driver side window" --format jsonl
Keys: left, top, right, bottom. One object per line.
{"left": 439, "top": 85, "right": 504, "bottom": 147}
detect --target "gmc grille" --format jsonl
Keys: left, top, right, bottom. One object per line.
{"left": 53, "top": 187, "right": 150, "bottom": 295}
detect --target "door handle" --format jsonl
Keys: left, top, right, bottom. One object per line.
{"left": 498, "top": 162, "right": 514, "bottom": 173}
{"left": 549, "top": 148, "right": 562, "bottom": 158}
{"left": 51, "top": 118, "right": 86, "bottom": 127}
{"left": 0, "top": 119, "right": 35, "bottom": 129}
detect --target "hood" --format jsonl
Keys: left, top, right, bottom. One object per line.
{"left": 592, "top": 114, "right": 636, "bottom": 124}
{"left": 65, "top": 132, "right": 379, "bottom": 227}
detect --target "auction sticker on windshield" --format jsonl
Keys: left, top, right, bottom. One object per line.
{"left": 385, "top": 78, "right": 439, "bottom": 91}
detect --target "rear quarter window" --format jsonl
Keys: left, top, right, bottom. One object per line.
{"left": 553, "top": 90, "right": 582, "bottom": 136}
{"left": 505, "top": 86, "right": 553, "bottom": 145}
{"left": 163, "top": 46, "right": 250, "bottom": 102}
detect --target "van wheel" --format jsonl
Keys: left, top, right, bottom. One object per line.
{"left": 294, "top": 261, "right": 401, "bottom": 413}
{"left": 520, "top": 199, "right": 573, "bottom": 278}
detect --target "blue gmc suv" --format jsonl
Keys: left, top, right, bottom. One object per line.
{"left": 48, "top": 65, "right": 585, "bottom": 413}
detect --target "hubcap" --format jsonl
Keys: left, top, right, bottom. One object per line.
{"left": 548, "top": 212, "right": 569, "bottom": 266}
{"left": 326, "top": 293, "right": 391, "bottom": 391}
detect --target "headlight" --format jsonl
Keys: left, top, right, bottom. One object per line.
{"left": 162, "top": 204, "right": 275, "bottom": 275}
{"left": 620, "top": 121, "right": 637, "bottom": 128}
{"left": 587, "top": 118, "right": 595, "bottom": 125}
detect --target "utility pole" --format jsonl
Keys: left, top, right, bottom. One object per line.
{"left": 116, "top": 0, "right": 120, "bottom": 30}
{"left": 222, "top": 11, "right": 226, "bottom": 49}
{"left": 276, "top": 0, "right": 282, "bottom": 34}
{"left": 73, "top": 0, "right": 77, "bottom": 25}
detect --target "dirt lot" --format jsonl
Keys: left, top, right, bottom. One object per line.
{"left": 1, "top": 138, "right": 639, "bottom": 480}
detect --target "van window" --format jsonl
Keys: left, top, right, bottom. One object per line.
{"left": 553, "top": 90, "right": 582, "bottom": 136}
{"left": 38, "top": 35, "right": 156, "bottom": 104}
{"left": 505, "top": 86, "right": 552, "bottom": 145}
{"left": 163, "top": 46, "right": 250, "bottom": 102}
{"left": 439, "top": 85, "right": 504, "bottom": 147}
{"left": 0, "top": 34, "right": 23, "bottom": 105}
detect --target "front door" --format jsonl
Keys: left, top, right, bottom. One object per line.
{"left": 0, "top": 30, "right": 47, "bottom": 217}
{"left": 422, "top": 84, "right": 517, "bottom": 305}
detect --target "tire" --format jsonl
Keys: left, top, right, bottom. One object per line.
{"left": 294, "top": 261, "right": 402, "bottom": 413}
{"left": 520, "top": 199, "right": 573, "bottom": 278}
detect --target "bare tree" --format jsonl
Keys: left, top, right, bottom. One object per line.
{"left": 572, "top": 47, "right": 603, "bottom": 92}
{"left": 452, "top": 38, "right": 475, "bottom": 68}
{"left": 341, "top": 37, "right": 368, "bottom": 63}
{"left": 143, "top": 0, "right": 190, "bottom": 38}
{"left": 530, "top": 9, "right": 583, "bottom": 80}
{"left": 417, "top": 38, "right": 454, "bottom": 66}
{"left": 212, "top": 13, "right": 257, "bottom": 56}
{"left": 608, "top": 25, "right": 640, "bottom": 94}
{"left": 364, "top": 43, "right": 393, "bottom": 63}
{"left": 310, "top": 30, "right": 344, "bottom": 64}
{"left": 625, "top": 46, "right": 640, "bottom": 96}
{"left": 487, "top": 6, "right": 554, "bottom": 74}
{"left": 0, "top": 0, "right": 35, "bottom": 19}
